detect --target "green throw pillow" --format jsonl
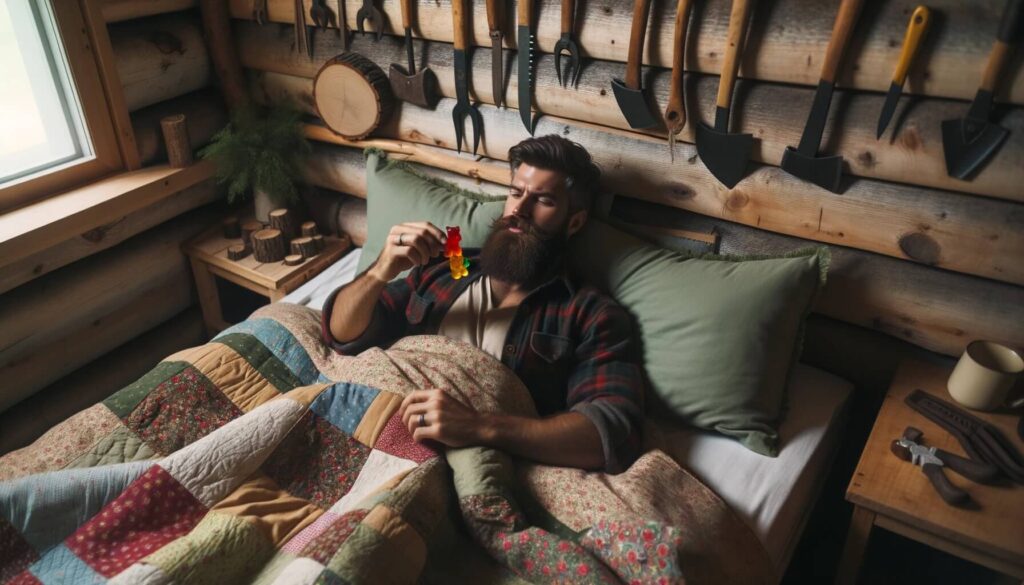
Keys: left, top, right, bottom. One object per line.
{"left": 359, "top": 150, "right": 827, "bottom": 456}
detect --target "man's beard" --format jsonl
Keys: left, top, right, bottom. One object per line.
{"left": 478, "top": 215, "right": 568, "bottom": 288}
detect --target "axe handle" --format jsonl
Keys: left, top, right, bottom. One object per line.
{"left": 981, "top": 0, "right": 1023, "bottom": 92}
{"left": 665, "top": 0, "right": 694, "bottom": 130}
{"left": 891, "top": 5, "right": 929, "bottom": 86}
{"left": 486, "top": 0, "right": 500, "bottom": 32}
{"left": 561, "top": 0, "right": 576, "bottom": 35}
{"left": 625, "top": 0, "right": 653, "bottom": 89}
{"left": 819, "top": 0, "right": 865, "bottom": 84}
{"left": 715, "top": 0, "right": 754, "bottom": 109}
{"left": 519, "top": 0, "right": 533, "bottom": 27}
{"left": 452, "top": 0, "right": 467, "bottom": 51}
{"left": 400, "top": 0, "right": 412, "bottom": 29}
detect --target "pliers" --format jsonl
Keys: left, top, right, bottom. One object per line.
{"left": 890, "top": 426, "right": 1000, "bottom": 507}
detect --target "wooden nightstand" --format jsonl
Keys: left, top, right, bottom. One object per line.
{"left": 836, "top": 359, "right": 1024, "bottom": 583}
{"left": 183, "top": 218, "right": 351, "bottom": 336}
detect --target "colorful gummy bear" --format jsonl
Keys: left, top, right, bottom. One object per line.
{"left": 445, "top": 226, "right": 469, "bottom": 279}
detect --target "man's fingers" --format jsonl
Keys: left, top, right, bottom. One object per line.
{"left": 412, "top": 425, "right": 439, "bottom": 443}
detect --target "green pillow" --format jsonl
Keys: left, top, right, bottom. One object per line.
{"left": 360, "top": 150, "right": 827, "bottom": 456}
{"left": 357, "top": 150, "right": 506, "bottom": 274}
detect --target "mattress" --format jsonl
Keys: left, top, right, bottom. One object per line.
{"left": 280, "top": 247, "right": 852, "bottom": 576}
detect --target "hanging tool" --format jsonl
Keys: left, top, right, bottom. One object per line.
{"left": 612, "top": 0, "right": 658, "bottom": 129}
{"left": 664, "top": 0, "right": 694, "bottom": 160}
{"left": 337, "top": 0, "right": 348, "bottom": 50}
{"left": 294, "top": 0, "right": 313, "bottom": 58}
{"left": 780, "top": 0, "right": 865, "bottom": 193}
{"left": 356, "top": 0, "right": 385, "bottom": 41}
{"left": 942, "top": 0, "right": 1024, "bottom": 179}
{"left": 310, "top": 0, "right": 333, "bottom": 30}
{"left": 695, "top": 0, "right": 754, "bottom": 188}
{"left": 876, "top": 6, "right": 930, "bottom": 139}
{"left": 891, "top": 426, "right": 1000, "bottom": 507}
{"left": 486, "top": 0, "right": 504, "bottom": 108}
{"left": 517, "top": 0, "right": 537, "bottom": 133}
{"left": 389, "top": 0, "right": 440, "bottom": 108}
{"left": 252, "top": 0, "right": 267, "bottom": 25}
{"left": 554, "top": 0, "right": 581, "bottom": 88}
{"left": 452, "top": 0, "right": 483, "bottom": 154}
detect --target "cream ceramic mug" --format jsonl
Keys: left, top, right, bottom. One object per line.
{"left": 947, "top": 341, "right": 1024, "bottom": 411}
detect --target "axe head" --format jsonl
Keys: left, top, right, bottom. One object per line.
{"left": 941, "top": 117, "right": 1009, "bottom": 180}
{"left": 611, "top": 79, "right": 658, "bottom": 129}
{"left": 780, "top": 147, "right": 844, "bottom": 194}
{"left": 389, "top": 64, "right": 440, "bottom": 110}
{"left": 695, "top": 122, "right": 753, "bottom": 189}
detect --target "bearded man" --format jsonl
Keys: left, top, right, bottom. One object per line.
{"left": 322, "top": 135, "right": 644, "bottom": 473}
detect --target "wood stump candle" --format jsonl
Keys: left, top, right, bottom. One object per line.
{"left": 241, "top": 220, "right": 264, "bottom": 249}
{"left": 301, "top": 221, "right": 318, "bottom": 237}
{"left": 160, "top": 114, "right": 193, "bottom": 167}
{"left": 290, "top": 236, "right": 317, "bottom": 259}
{"left": 227, "top": 244, "right": 249, "bottom": 260}
{"left": 252, "top": 228, "right": 286, "bottom": 262}
{"left": 269, "top": 208, "right": 298, "bottom": 240}
{"left": 283, "top": 254, "right": 303, "bottom": 266}
{"left": 311, "top": 234, "right": 325, "bottom": 253}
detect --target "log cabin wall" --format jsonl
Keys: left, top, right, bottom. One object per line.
{"left": 226, "top": 0, "right": 1023, "bottom": 362}
{"left": 0, "top": 2, "right": 231, "bottom": 452}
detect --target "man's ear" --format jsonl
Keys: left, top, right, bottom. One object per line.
{"left": 566, "top": 209, "right": 588, "bottom": 238}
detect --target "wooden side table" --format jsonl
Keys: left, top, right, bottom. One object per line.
{"left": 837, "top": 359, "right": 1024, "bottom": 583}
{"left": 183, "top": 219, "right": 351, "bottom": 335}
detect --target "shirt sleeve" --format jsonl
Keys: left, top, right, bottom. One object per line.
{"left": 566, "top": 300, "right": 645, "bottom": 474}
{"left": 320, "top": 266, "right": 419, "bottom": 355}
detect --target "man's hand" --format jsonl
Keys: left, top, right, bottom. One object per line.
{"left": 399, "top": 388, "right": 482, "bottom": 448}
{"left": 369, "top": 222, "right": 446, "bottom": 283}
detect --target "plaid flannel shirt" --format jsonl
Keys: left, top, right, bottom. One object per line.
{"left": 320, "top": 250, "right": 645, "bottom": 473}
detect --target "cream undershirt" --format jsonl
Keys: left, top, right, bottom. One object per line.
{"left": 437, "top": 276, "right": 517, "bottom": 361}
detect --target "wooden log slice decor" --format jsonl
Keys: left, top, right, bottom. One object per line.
{"left": 311, "top": 234, "right": 324, "bottom": 252}
{"left": 241, "top": 220, "right": 264, "bottom": 248}
{"left": 290, "top": 236, "right": 317, "bottom": 258}
{"left": 222, "top": 216, "right": 241, "bottom": 239}
{"left": 283, "top": 254, "right": 304, "bottom": 266}
{"left": 252, "top": 228, "right": 286, "bottom": 262}
{"left": 314, "top": 52, "right": 394, "bottom": 140}
{"left": 160, "top": 114, "right": 193, "bottom": 167}
{"left": 301, "top": 221, "right": 318, "bottom": 237}
{"left": 269, "top": 208, "right": 298, "bottom": 239}
{"left": 226, "top": 244, "right": 249, "bottom": 260}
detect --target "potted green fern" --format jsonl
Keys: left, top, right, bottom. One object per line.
{"left": 199, "top": 104, "right": 311, "bottom": 222}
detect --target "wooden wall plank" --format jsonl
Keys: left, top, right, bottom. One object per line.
{"left": 239, "top": 27, "right": 1024, "bottom": 203}
{"left": 0, "top": 182, "right": 219, "bottom": 295}
{"left": 228, "top": 0, "right": 1024, "bottom": 105}
{"left": 109, "top": 11, "right": 212, "bottom": 111}
{"left": 102, "top": 0, "right": 197, "bottom": 23}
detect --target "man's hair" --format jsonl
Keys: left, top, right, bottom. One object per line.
{"left": 508, "top": 135, "right": 601, "bottom": 212}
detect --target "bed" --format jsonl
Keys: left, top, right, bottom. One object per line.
{"left": 282, "top": 247, "right": 854, "bottom": 576}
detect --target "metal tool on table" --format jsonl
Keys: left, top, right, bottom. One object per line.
{"left": 252, "top": 0, "right": 268, "bottom": 25}
{"left": 389, "top": 0, "right": 440, "bottom": 108}
{"left": 612, "top": 0, "right": 658, "bottom": 129}
{"left": 486, "top": 0, "right": 505, "bottom": 108}
{"left": 356, "top": 0, "right": 385, "bottom": 41}
{"left": 695, "top": 0, "right": 754, "bottom": 188}
{"left": 891, "top": 426, "right": 1000, "bottom": 506}
{"left": 517, "top": 0, "right": 537, "bottom": 133}
{"left": 942, "top": 0, "right": 1024, "bottom": 179}
{"left": 294, "top": 0, "right": 313, "bottom": 58}
{"left": 554, "top": 0, "right": 581, "bottom": 89}
{"left": 452, "top": 0, "right": 484, "bottom": 154}
{"left": 780, "top": 0, "right": 865, "bottom": 193}
{"left": 906, "top": 389, "right": 1024, "bottom": 484}
{"left": 664, "top": 0, "right": 694, "bottom": 160}
{"left": 876, "top": 5, "right": 930, "bottom": 139}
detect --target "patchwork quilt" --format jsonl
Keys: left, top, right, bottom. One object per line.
{"left": 0, "top": 303, "right": 772, "bottom": 584}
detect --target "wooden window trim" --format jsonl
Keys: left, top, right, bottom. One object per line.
{"left": 0, "top": 0, "right": 138, "bottom": 214}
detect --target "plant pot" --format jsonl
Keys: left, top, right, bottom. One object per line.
{"left": 253, "top": 189, "right": 276, "bottom": 223}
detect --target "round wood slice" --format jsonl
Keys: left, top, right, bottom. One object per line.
{"left": 283, "top": 254, "right": 304, "bottom": 266}
{"left": 253, "top": 228, "right": 286, "bottom": 262}
{"left": 314, "top": 52, "right": 394, "bottom": 140}
{"left": 301, "top": 221, "right": 318, "bottom": 237}
{"left": 311, "top": 234, "right": 325, "bottom": 252}
{"left": 290, "top": 236, "right": 317, "bottom": 258}
{"left": 227, "top": 243, "right": 248, "bottom": 260}
{"left": 269, "top": 208, "right": 298, "bottom": 240}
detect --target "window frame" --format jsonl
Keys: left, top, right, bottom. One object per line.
{"left": 0, "top": 0, "right": 125, "bottom": 214}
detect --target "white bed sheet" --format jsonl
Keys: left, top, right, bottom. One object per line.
{"left": 280, "top": 248, "right": 851, "bottom": 576}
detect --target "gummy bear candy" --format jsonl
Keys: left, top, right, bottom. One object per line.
{"left": 445, "top": 226, "right": 469, "bottom": 279}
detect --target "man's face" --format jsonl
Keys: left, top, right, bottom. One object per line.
{"left": 478, "top": 164, "right": 587, "bottom": 287}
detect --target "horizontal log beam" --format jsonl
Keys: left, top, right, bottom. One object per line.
{"left": 110, "top": 12, "right": 212, "bottom": 111}
{"left": 239, "top": 26, "right": 1024, "bottom": 203}
{"left": 303, "top": 141, "right": 1024, "bottom": 357}
{"left": 0, "top": 182, "right": 218, "bottom": 295}
{"left": 102, "top": 0, "right": 197, "bottom": 23}
{"left": 229, "top": 0, "right": 1024, "bottom": 104}
{"left": 131, "top": 88, "right": 228, "bottom": 165}
{"left": 0, "top": 308, "right": 205, "bottom": 454}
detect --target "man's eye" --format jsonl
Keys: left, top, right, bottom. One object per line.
{"left": 539, "top": 197, "right": 555, "bottom": 206}
{"left": 509, "top": 191, "right": 522, "bottom": 198}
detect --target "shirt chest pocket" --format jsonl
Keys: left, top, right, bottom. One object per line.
{"left": 406, "top": 293, "right": 433, "bottom": 327}
{"left": 530, "top": 332, "right": 573, "bottom": 364}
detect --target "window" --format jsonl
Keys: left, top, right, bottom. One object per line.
{"left": 0, "top": 0, "right": 122, "bottom": 213}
